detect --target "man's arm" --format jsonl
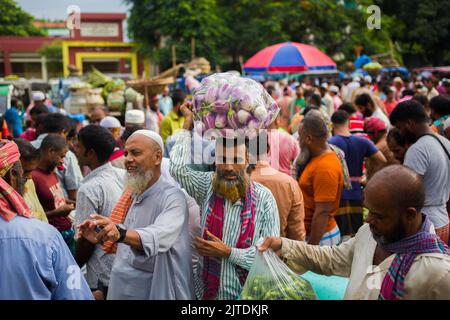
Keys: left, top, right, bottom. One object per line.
{"left": 74, "top": 190, "right": 98, "bottom": 267}
{"left": 46, "top": 204, "right": 74, "bottom": 218}
{"left": 309, "top": 167, "right": 342, "bottom": 245}
{"left": 281, "top": 236, "right": 355, "bottom": 277}
{"left": 67, "top": 189, "right": 78, "bottom": 202}
{"left": 258, "top": 234, "right": 355, "bottom": 278}
{"left": 308, "top": 202, "right": 334, "bottom": 245}
{"left": 369, "top": 150, "right": 387, "bottom": 165}
{"left": 91, "top": 191, "right": 189, "bottom": 255}
{"left": 286, "top": 182, "right": 306, "bottom": 241}
{"left": 169, "top": 103, "right": 212, "bottom": 206}
{"left": 74, "top": 237, "right": 96, "bottom": 267}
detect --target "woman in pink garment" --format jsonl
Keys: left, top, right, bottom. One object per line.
{"left": 267, "top": 114, "right": 300, "bottom": 176}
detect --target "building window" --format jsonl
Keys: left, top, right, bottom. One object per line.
{"left": 11, "top": 62, "right": 42, "bottom": 79}
{"left": 10, "top": 53, "right": 43, "bottom": 79}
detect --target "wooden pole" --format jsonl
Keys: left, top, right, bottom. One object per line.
{"left": 172, "top": 45, "right": 176, "bottom": 68}
{"left": 144, "top": 85, "right": 149, "bottom": 108}
{"left": 191, "top": 37, "right": 196, "bottom": 60}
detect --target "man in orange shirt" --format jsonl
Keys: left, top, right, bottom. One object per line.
{"left": 296, "top": 110, "right": 344, "bottom": 245}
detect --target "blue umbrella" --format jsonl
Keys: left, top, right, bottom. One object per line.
{"left": 354, "top": 55, "right": 372, "bottom": 69}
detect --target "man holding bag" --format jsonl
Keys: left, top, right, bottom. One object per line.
{"left": 259, "top": 165, "right": 450, "bottom": 300}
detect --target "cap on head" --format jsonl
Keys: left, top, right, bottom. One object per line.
{"left": 125, "top": 109, "right": 145, "bottom": 125}
{"left": 364, "top": 117, "right": 387, "bottom": 132}
{"left": 100, "top": 116, "right": 121, "bottom": 129}
{"left": 129, "top": 129, "right": 164, "bottom": 152}
{"left": 330, "top": 85, "right": 339, "bottom": 94}
{"left": 32, "top": 91, "right": 45, "bottom": 102}
{"left": 393, "top": 77, "right": 403, "bottom": 83}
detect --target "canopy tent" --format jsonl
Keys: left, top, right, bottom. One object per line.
{"left": 243, "top": 42, "right": 337, "bottom": 75}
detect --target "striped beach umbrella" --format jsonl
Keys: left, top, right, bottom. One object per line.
{"left": 243, "top": 41, "right": 337, "bottom": 74}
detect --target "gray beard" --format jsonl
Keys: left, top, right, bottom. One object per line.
{"left": 293, "top": 146, "right": 311, "bottom": 179}
{"left": 298, "top": 146, "right": 311, "bottom": 168}
{"left": 125, "top": 169, "right": 154, "bottom": 195}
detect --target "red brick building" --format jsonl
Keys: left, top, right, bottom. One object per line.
{"left": 0, "top": 13, "right": 148, "bottom": 79}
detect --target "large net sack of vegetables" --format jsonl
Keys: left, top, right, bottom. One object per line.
{"left": 241, "top": 246, "right": 317, "bottom": 300}
{"left": 192, "top": 72, "right": 279, "bottom": 138}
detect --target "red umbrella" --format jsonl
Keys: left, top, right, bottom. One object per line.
{"left": 243, "top": 41, "right": 336, "bottom": 74}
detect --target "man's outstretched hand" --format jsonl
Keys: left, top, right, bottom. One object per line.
{"left": 257, "top": 236, "right": 283, "bottom": 254}
{"left": 180, "top": 101, "right": 194, "bottom": 130}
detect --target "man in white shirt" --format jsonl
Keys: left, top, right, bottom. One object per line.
{"left": 319, "top": 83, "right": 334, "bottom": 117}
{"left": 259, "top": 165, "right": 450, "bottom": 300}
{"left": 424, "top": 78, "right": 439, "bottom": 101}
{"left": 354, "top": 93, "right": 390, "bottom": 128}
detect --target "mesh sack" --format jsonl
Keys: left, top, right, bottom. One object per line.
{"left": 192, "top": 72, "right": 280, "bottom": 138}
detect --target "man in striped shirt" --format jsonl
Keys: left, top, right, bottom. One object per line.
{"left": 170, "top": 103, "right": 280, "bottom": 300}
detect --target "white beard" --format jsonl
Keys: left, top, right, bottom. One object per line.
{"left": 125, "top": 169, "right": 154, "bottom": 195}
{"left": 297, "top": 146, "right": 311, "bottom": 168}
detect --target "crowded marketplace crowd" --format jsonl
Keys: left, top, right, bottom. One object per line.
{"left": 1, "top": 71, "right": 450, "bottom": 301}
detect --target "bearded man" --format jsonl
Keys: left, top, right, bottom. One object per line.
{"left": 259, "top": 165, "right": 450, "bottom": 300}
{"left": 293, "top": 110, "right": 351, "bottom": 246}
{"left": 170, "top": 102, "right": 280, "bottom": 300}
{"left": 78, "top": 129, "right": 194, "bottom": 300}
{"left": 390, "top": 100, "right": 450, "bottom": 243}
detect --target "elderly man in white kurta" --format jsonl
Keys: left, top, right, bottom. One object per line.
{"left": 78, "top": 130, "right": 194, "bottom": 299}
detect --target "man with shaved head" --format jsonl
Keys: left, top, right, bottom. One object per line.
{"left": 78, "top": 129, "right": 194, "bottom": 300}
{"left": 259, "top": 165, "right": 450, "bottom": 300}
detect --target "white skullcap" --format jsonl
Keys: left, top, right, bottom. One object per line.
{"left": 364, "top": 75, "right": 372, "bottom": 83}
{"left": 130, "top": 129, "right": 164, "bottom": 152}
{"left": 99, "top": 116, "right": 121, "bottom": 128}
{"left": 32, "top": 91, "right": 45, "bottom": 101}
{"left": 320, "top": 82, "right": 328, "bottom": 89}
{"left": 393, "top": 77, "right": 403, "bottom": 83}
{"left": 125, "top": 109, "right": 145, "bottom": 124}
{"left": 353, "top": 76, "right": 361, "bottom": 82}
{"left": 444, "top": 117, "right": 450, "bottom": 131}
{"left": 330, "top": 85, "right": 339, "bottom": 93}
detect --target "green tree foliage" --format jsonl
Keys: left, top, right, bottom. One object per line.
{"left": 0, "top": 0, "right": 43, "bottom": 36}
{"left": 279, "top": 0, "right": 395, "bottom": 63}
{"left": 376, "top": 0, "right": 450, "bottom": 66}
{"left": 126, "top": 0, "right": 226, "bottom": 69}
{"left": 38, "top": 40, "right": 63, "bottom": 61}
{"left": 216, "top": 0, "right": 288, "bottom": 70}
{"left": 38, "top": 40, "right": 63, "bottom": 76}
{"left": 126, "top": 0, "right": 449, "bottom": 70}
